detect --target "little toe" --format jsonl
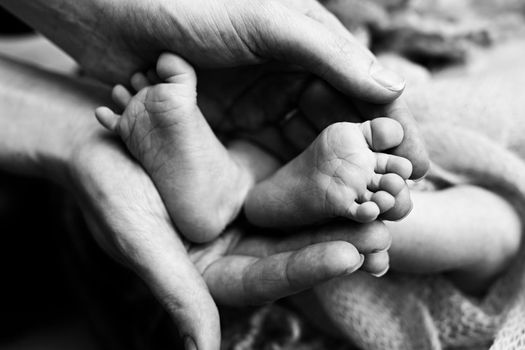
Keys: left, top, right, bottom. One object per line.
{"left": 372, "top": 173, "right": 406, "bottom": 197}
{"left": 112, "top": 85, "right": 132, "bottom": 109}
{"left": 130, "top": 72, "right": 150, "bottom": 92}
{"left": 381, "top": 185, "right": 412, "bottom": 221}
{"left": 358, "top": 190, "right": 374, "bottom": 203}
{"left": 359, "top": 189, "right": 395, "bottom": 213}
{"left": 156, "top": 53, "right": 197, "bottom": 87}
{"left": 347, "top": 202, "right": 380, "bottom": 223}
{"left": 362, "top": 117, "right": 404, "bottom": 151}
{"left": 371, "top": 191, "right": 395, "bottom": 213}
{"left": 375, "top": 153, "right": 413, "bottom": 179}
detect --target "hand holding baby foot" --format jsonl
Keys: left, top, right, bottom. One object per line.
{"left": 96, "top": 53, "right": 259, "bottom": 243}
{"left": 245, "top": 118, "right": 413, "bottom": 227}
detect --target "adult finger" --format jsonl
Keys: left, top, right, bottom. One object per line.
{"left": 299, "top": 79, "right": 430, "bottom": 179}
{"left": 232, "top": 220, "right": 391, "bottom": 257}
{"left": 354, "top": 98, "right": 430, "bottom": 179}
{"left": 203, "top": 240, "right": 363, "bottom": 305}
{"left": 227, "top": 70, "right": 311, "bottom": 132}
{"left": 250, "top": 1, "right": 405, "bottom": 103}
{"left": 130, "top": 225, "right": 220, "bottom": 350}
{"left": 299, "top": 79, "right": 362, "bottom": 131}
{"left": 75, "top": 142, "right": 221, "bottom": 350}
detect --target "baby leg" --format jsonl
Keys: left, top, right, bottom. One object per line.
{"left": 388, "top": 185, "right": 522, "bottom": 293}
{"left": 95, "top": 53, "right": 277, "bottom": 243}
{"left": 244, "top": 120, "right": 413, "bottom": 227}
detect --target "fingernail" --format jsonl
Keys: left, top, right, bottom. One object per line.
{"left": 370, "top": 63, "right": 406, "bottom": 92}
{"left": 345, "top": 254, "right": 365, "bottom": 275}
{"left": 371, "top": 265, "right": 390, "bottom": 278}
{"left": 184, "top": 336, "right": 197, "bottom": 350}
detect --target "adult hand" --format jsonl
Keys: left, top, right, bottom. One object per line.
{"left": 69, "top": 127, "right": 391, "bottom": 350}
{"left": 0, "top": 51, "right": 391, "bottom": 350}
{"left": 2, "top": 0, "right": 405, "bottom": 103}
{"left": 2, "top": 0, "right": 429, "bottom": 177}
{"left": 198, "top": 63, "right": 430, "bottom": 180}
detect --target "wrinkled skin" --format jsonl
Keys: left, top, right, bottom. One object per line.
{"left": 69, "top": 128, "right": 392, "bottom": 350}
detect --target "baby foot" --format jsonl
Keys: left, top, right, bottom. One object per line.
{"left": 95, "top": 53, "right": 254, "bottom": 243}
{"left": 244, "top": 119, "right": 413, "bottom": 227}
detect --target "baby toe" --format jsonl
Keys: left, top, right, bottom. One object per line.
{"left": 95, "top": 106, "right": 120, "bottom": 132}
{"left": 358, "top": 189, "right": 374, "bottom": 203}
{"left": 156, "top": 53, "right": 197, "bottom": 86}
{"left": 375, "top": 153, "right": 413, "bottom": 179}
{"left": 381, "top": 185, "right": 413, "bottom": 221}
{"left": 347, "top": 201, "right": 380, "bottom": 223}
{"left": 359, "top": 190, "right": 394, "bottom": 214}
{"left": 112, "top": 84, "right": 132, "bottom": 109}
{"left": 362, "top": 117, "right": 404, "bottom": 151}
{"left": 377, "top": 173, "right": 406, "bottom": 197}
{"left": 130, "top": 72, "right": 150, "bottom": 92}
{"left": 371, "top": 191, "right": 396, "bottom": 213}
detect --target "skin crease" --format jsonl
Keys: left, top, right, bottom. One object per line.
{"left": 95, "top": 55, "right": 412, "bottom": 244}
{"left": 0, "top": 0, "right": 404, "bottom": 101}
{"left": 0, "top": 54, "right": 392, "bottom": 350}
{"left": 0, "top": 0, "right": 430, "bottom": 180}
{"left": 7, "top": 21, "right": 520, "bottom": 350}
{"left": 0, "top": 1, "right": 432, "bottom": 347}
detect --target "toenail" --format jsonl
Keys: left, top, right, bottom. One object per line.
{"left": 371, "top": 265, "right": 390, "bottom": 278}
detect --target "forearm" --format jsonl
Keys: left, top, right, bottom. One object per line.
{"left": 0, "top": 0, "right": 122, "bottom": 77}
{"left": 1, "top": 1, "right": 89, "bottom": 52}
{"left": 0, "top": 55, "right": 110, "bottom": 180}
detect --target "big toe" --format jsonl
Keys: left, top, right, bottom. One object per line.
{"left": 347, "top": 201, "right": 380, "bottom": 223}
{"left": 363, "top": 117, "right": 404, "bottom": 151}
{"left": 156, "top": 52, "right": 197, "bottom": 85}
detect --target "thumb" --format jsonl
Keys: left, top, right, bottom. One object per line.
{"left": 250, "top": 1, "right": 405, "bottom": 103}
{"left": 121, "top": 222, "right": 221, "bottom": 350}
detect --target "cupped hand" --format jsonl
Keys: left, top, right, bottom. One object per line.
{"left": 3, "top": 0, "right": 405, "bottom": 103}
{"left": 68, "top": 126, "right": 391, "bottom": 350}
{"left": 197, "top": 63, "right": 429, "bottom": 181}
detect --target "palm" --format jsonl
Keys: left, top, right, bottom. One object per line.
{"left": 197, "top": 64, "right": 428, "bottom": 178}
{"left": 79, "top": 0, "right": 301, "bottom": 83}
{"left": 71, "top": 130, "right": 389, "bottom": 305}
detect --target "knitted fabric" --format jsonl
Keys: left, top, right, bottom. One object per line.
{"left": 223, "top": 115, "right": 525, "bottom": 350}
{"left": 222, "top": 1, "right": 525, "bottom": 348}
{"left": 311, "top": 119, "right": 525, "bottom": 350}
{"left": 297, "top": 3, "right": 525, "bottom": 346}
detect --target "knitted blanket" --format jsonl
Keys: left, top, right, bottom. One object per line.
{"left": 301, "top": 36, "right": 525, "bottom": 348}
{"left": 311, "top": 124, "right": 525, "bottom": 350}
{"left": 224, "top": 88, "right": 525, "bottom": 350}
{"left": 222, "top": 33, "right": 525, "bottom": 350}
{"left": 295, "top": 5, "right": 525, "bottom": 348}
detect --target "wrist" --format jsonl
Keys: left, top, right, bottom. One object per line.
{"left": 38, "top": 110, "right": 102, "bottom": 187}
{"left": 24, "top": 72, "right": 113, "bottom": 186}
